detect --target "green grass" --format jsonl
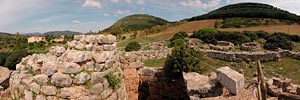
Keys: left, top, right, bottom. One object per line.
{"left": 262, "top": 58, "right": 300, "bottom": 84}
{"left": 143, "top": 58, "right": 167, "bottom": 67}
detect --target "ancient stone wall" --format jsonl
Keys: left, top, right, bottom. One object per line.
{"left": 241, "top": 42, "right": 260, "bottom": 51}
{"left": 9, "top": 35, "right": 127, "bottom": 100}
{"left": 124, "top": 48, "right": 172, "bottom": 61}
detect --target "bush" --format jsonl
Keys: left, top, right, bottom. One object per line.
{"left": 0, "top": 51, "right": 10, "bottom": 66}
{"left": 169, "top": 32, "right": 188, "bottom": 47}
{"left": 125, "top": 41, "right": 141, "bottom": 52}
{"left": 164, "top": 44, "right": 206, "bottom": 79}
{"left": 191, "top": 28, "right": 218, "bottom": 44}
{"left": 4, "top": 49, "right": 28, "bottom": 70}
{"left": 169, "top": 38, "right": 186, "bottom": 47}
{"left": 263, "top": 33, "right": 293, "bottom": 50}
{"left": 107, "top": 73, "right": 121, "bottom": 89}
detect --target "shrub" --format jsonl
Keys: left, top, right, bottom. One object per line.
{"left": 164, "top": 44, "right": 206, "bottom": 79}
{"left": 170, "top": 31, "right": 189, "bottom": 42}
{"left": 0, "top": 51, "right": 10, "bottom": 66}
{"left": 191, "top": 28, "right": 218, "bottom": 44}
{"left": 107, "top": 73, "right": 121, "bottom": 89}
{"left": 4, "top": 49, "right": 28, "bottom": 70}
{"left": 169, "top": 38, "right": 186, "bottom": 47}
{"left": 125, "top": 41, "right": 141, "bottom": 52}
{"left": 169, "top": 32, "right": 189, "bottom": 47}
{"left": 263, "top": 33, "right": 293, "bottom": 50}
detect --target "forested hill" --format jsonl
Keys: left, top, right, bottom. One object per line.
{"left": 103, "top": 14, "right": 170, "bottom": 32}
{"left": 188, "top": 3, "right": 300, "bottom": 22}
{"left": 0, "top": 32, "right": 13, "bottom": 37}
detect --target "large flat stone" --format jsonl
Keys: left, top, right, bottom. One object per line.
{"left": 217, "top": 67, "right": 244, "bottom": 94}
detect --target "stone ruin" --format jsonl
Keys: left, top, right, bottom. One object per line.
{"left": 217, "top": 67, "right": 244, "bottom": 95}
{"left": 147, "top": 40, "right": 168, "bottom": 50}
{"left": 8, "top": 35, "right": 127, "bottom": 100}
{"left": 241, "top": 42, "right": 260, "bottom": 51}
{"left": 209, "top": 41, "right": 234, "bottom": 51}
{"left": 266, "top": 77, "right": 300, "bottom": 97}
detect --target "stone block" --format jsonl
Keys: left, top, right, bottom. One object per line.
{"left": 217, "top": 67, "right": 244, "bottom": 94}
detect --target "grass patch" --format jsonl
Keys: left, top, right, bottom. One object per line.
{"left": 84, "top": 81, "right": 92, "bottom": 89}
{"left": 262, "top": 58, "right": 300, "bottom": 84}
{"left": 143, "top": 58, "right": 167, "bottom": 67}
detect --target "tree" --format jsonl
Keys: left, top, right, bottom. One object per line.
{"left": 164, "top": 44, "right": 206, "bottom": 79}
{"left": 169, "top": 32, "right": 189, "bottom": 47}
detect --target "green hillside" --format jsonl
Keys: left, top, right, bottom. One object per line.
{"left": 0, "top": 32, "right": 13, "bottom": 37}
{"left": 43, "top": 31, "right": 82, "bottom": 36}
{"left": 103, "top": 14, "right": 170, "bottom": 32}
{"left": 188, "top": 3, "right": 300, "bottom": 23}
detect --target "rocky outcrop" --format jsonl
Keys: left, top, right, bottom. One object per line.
{"left": 217, "top": 67, "right": 244, "bottom": 95}
{"left": 0, "top": 67, "right": 10, "bottom": 91}
{"left": 9, "top": 35, "right": 127, "bottom": 100}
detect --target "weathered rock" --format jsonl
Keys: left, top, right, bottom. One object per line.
{"left": 29, "top": 82, "right": 40, "bottom": 94}
{"left": 60, "top": 87, "right": 75, "bottom": 99}
{"left": 103, "top": 45, "right": 116, "bottom": 51}
{"left": 42, "top": 61, "right": 58, "bottom": 76}
{"left": 101, "top": 88, "right": 113, "bottom": 99}
{"left": 90, "top": 83, "right": 104, "bottom": 95}
{"left": 91, "top": 69, "right": 113, "bottom": 84}
{"left": 84, "top": 61, "right": 95, "bottom": 71}
{"left": 217, "top": 67, "right": 244, "bottom": 94}
{"left": 0, "top": 67, "right": 10, "bottom": 90}
{"left": 51, "top": 73, "right": 72, "bottom": 87}
{"left": 208, "top": 72, "right": 217, "bottom": 80}
{"left": 74, "top": 72, "right": 91, "bottom": 84}
{"left": 105, "top": 60, "right": 114, "bottom": 68}
{"left": 41, "top": 85, "right": 56, "bottom": 96}
{"left": 92, "top": 51, "right": 112, "bottom": 63}
{"left": 138, "top": 67, "right": 156, "bottom": 77}
{"left": 78, "top": 96, "right": 98, "bottom": 100}
{"left": 128, "top": 62, "right": 144, "bottom": 69}
{"left": 63, "top": 62, "right": 80, "bottom": 74}
{"left": 33, "top": 74, "right": 48, "bottom": 85}
{"left": 49, "top": 46, "right": 66, "bottom": 56}
{"left": 95, "top": 63, "right": 104, "bottom": 72}
{"left": 24, "top": 89, "right": 33, "bottom": 100}
{"left": 64, "top": 50, "right": 92, "bottom": 63}
{"left": 36, "top": 95, "right": 46, "bottom": 100}
{"left": 97, "top": 35, "right": 116, "bottom": 44}
{"left": 183, "top": 72, "right": 210, "bottom": 93}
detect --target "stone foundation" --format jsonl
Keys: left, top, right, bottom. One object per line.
{"left": 241, "top": 42, "right": 260, "bottom": 51}
{"left": 9, "top": 35, "right": 127, "bottom": 100}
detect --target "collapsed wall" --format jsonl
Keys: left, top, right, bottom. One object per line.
{"left": 9, "top": 35, "right": 127, "bottom": 100}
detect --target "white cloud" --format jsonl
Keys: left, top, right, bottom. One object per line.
{"left": 137, "top": 0, "right": 144, "bottom": 4}
{"left": 139, "top": 8, "right": 145, "bottom": 11}
{"left": 179, "top": 0, "right": 221, "bottom": 9}
{"left": 35, "top": 15, "right": 67, "bottom": 23}
{"left": 82, "top": 0, "right": 103, "bottom": 9}
{"left": 0, "top": 0, "right": 52, "bottom": 28}
{"left": 110, "top": 0, "right": 119, "bottom": 3}
{"left": 72, "top": 20, "right": 81, "bottom": 24}
{"left": 114, "top": 10, "right": 130, "bottom": 16}
{"left": 125, "top": 0, "right": 132, "bottom": 4}
{"left": 103, "top": 13, "right": 111, "bottom": 16}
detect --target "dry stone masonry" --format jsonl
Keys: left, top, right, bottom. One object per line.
{"left": 9, "top": 35, "right": 127, "bottom": 100}
{"left": 209, "top": 41, "right": 234, "bottom": 51}
{"left": 241, "top": 42, "right": 260, "bottom": 51}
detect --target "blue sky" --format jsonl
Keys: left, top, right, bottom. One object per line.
{"left": 1, "top": 0, "right": 300, "bottom": 34}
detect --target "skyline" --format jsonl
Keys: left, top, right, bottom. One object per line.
{"left": 1, "top": 0, "right": 300, "bottom": 34}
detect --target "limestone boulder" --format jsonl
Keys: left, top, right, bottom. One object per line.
{"left": 74, "top": 72, "right": 91, "bottom": 84}
{"left": 92, "top": 51, "right": 112, "bottom": 63}
{"left": 183, "top": 72, "right": 210, "bottom": 93}
{"left": 63, "top": 62, "right": 81, "bottom": 74}
{"left": 217, "top": 67, "right": 244, "bottom": 94}
{"left": 49, "top": 46, "right": 66, "bottom": 56}
{"left": 51, "top": 73, "right": 72, "bottom": 87}
{"left": 0, "top": 67, "right": 10, "bottom": 90}
{"left": 41, "top": 85, "right": 56, "bottom": 96}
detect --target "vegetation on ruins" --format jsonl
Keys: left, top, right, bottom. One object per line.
{"left": 164, "top": 44, "right": 206, "bottom": 79}
{"left": 125, "top": 41, "right": 142, "bottom": 52}
{"left": 107, "top": 73, "right": 121, "bottom": 89}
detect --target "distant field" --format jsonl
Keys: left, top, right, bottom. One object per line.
{"left": 146, "top": 19, "right": 300, "bottom": 41}
{"left": 219, "top": 24, "right": 300, "bottom": 35}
